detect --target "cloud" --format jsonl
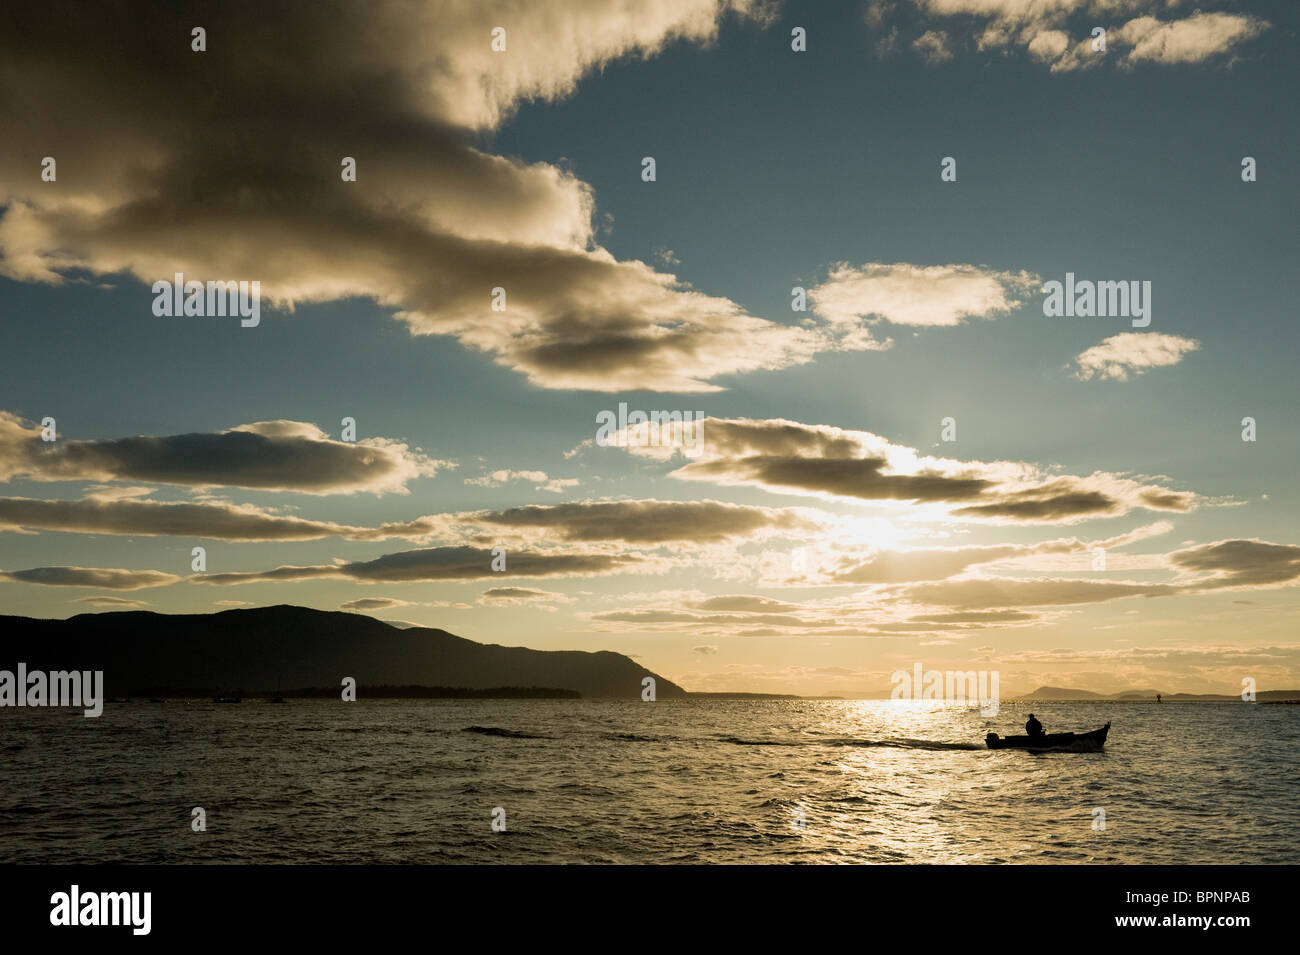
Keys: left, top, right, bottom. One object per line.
{"left": 193, "top": 546, "right": 654, "bottom": 585}
{"left": 888, "top": 538, "right": 1300, "bottom": 612}
{"left": 465, "top": 470, "right": 579, "bottom": 493}
{"left": 913, "top": 30, "right": 954, "bottom": 63}
{"left": 823, "top": 539, "right": 1079, "bottom": 584}
{"left": 809, "top": 262, "right": 1038, "bottom": 348}
{"left": 1026, "top": 29, "right": 1071, "bottom": 63}
{"left": 0, "top": 0, "right": 844, "bottom": 393}
{"left": 581, "top": 534, "right": 1300, "bottom": 638}
{"left": 81, "top": 485, "right": 155, "bottom": 501}
{"left": 615, "top": 416, "right": 1201, "bottom": 524}
{"left": 1114, "top": 13, "right": 1270, "bottom": 67}
{"left": 1073, "top": 332, "right": 1200, "bottom": 381}
{"left": 908, "top": 610, "right": 1034, "bottom": 624}
{"left": 0, "top": 413, "right": 445, "bottom": 494}
{"left": 0, "top": 566, "right": 181, "bottom": 590}
{"left": 897, "top": 576, "right": 1178, "bottom": 610}
{"left": 0, "top": 494, "right": 431, "bottom": 541}
{"left": 692, "top": 595, "right": 807, "bottom": 613}
{"left": 587, "top": 588, "right": 1049, "bottom": 637}
{"left": 693, "top": 645, "right": 720, "bottom": 655}
{"left": 478, "top": 586, "right": 569, "bottom": 605}
{"left": 0, "top": 4, "right": 1271, "bottom": 393}
{"left": 465, "top": 498, "right": 828, "bottom": 544}
{"left": 586, "top": 550, "right": 1300, "bottom": 635}
{"left": 72, "top": 595, "right": 149, "bottom": 607}
{"left": 1171, "top": 540, "right": 1300, "bottom": 591}
{"left": 338, "top": 597, "right": 414, "bottom": 611}
{"left": 0, "top": 490, "right": 835, "bottom": 557}
{"left": 905, "top": 2, "right": 1268, "bottom": 71}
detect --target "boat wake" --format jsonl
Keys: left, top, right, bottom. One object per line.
{"left": 717, "top": 734, "right": 984, "bottom": 751}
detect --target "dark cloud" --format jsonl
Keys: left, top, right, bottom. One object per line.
{"left": 338, "top": 597, "right": 411, "bottom": 611}
{"left": 479, "top": 587, "right": 553, "bottom": 600}
{"left": 685, "top": 455, "right": 992, "bottom": 502}
{"left": 0, "top": 566, "right": 180, "bottom": 590}
{"left": 1171, "top": 539, "right": 1300, "bottom": 590}
{"left": 472, "top": 499, "right": 823, "bottom": 544}
{"left": 0, "top": 414, "right": 442, "bottom": 494}
{"left": 951, "top": 485, "right": 1119, "bottom": 521}
{"left": 898, "top": 576, "right": 1178, "bottom": 610}
{"left": 196, "top": 546, "right": 648, "bottom": 585}
{"left": 0, "top": 491, "right": 825, "bottom": 554}
{"left": 0, "top": 494, "right": 388, "bottom": 540}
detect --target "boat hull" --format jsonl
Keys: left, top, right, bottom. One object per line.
{"left": 986, "top": 722, "right": 1109, "bottom": 752}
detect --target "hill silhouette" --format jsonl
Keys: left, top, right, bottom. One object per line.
{"left": 0, "top": 604, "right": 685, "bottom": 699}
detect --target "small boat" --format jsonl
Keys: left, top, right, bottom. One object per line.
{"left": 986, "top": 721, "right": 1109, "bottom": 752}
{"left": 211, "top": 696, "right": 242, "bottom": 704}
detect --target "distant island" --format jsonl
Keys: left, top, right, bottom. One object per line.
{"left": 1013, "top": 685, "right": 1300, "bottom": 702}
{"left": 0, "top": 604, "right": 685, "bottom": 700}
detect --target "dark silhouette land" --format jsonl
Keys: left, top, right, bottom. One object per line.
{"left": 0, "top": 604, "right": 685, "bottom": 699}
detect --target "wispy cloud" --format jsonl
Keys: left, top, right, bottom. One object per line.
{"left": 1073, "top": 332, "right": 1200, "bottom": 381}
{"left": 900, "top": 2, "right": 1269, "bottom": 72}
{"left": 465, "top": 469, "right": 579, "bottom": 493}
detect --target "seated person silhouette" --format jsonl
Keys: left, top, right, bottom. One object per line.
{"left": 1025, "top": 713, "right": 1044, "bottom": 738}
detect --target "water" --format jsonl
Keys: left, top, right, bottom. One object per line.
{"left": 1, "top": 700, "right": 1296, "bottom": 863}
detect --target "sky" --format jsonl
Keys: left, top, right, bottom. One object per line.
{"left": 1, "top": 0, "right": 1297, "bottom": 696}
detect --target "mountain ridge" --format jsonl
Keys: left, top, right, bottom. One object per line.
{"left": 0, "top": 604, "right": 685, "bottom": 699}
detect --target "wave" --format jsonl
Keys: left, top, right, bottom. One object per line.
{"left": 461, "top": 725, "right": 549, "bottom": 739}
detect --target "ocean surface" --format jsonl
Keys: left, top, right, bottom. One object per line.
{"left": 1, "top": 700, "right": 1296, "bottom": 864}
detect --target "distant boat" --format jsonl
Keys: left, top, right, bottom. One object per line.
{"left": 212, "top": 696, "right": 242, "bottom": 704}
{"left": 986, "top": 722, "right": 1110, "bottom": 752}
{"left": 268, "top": 696, "right": 287, "bottom": 704}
